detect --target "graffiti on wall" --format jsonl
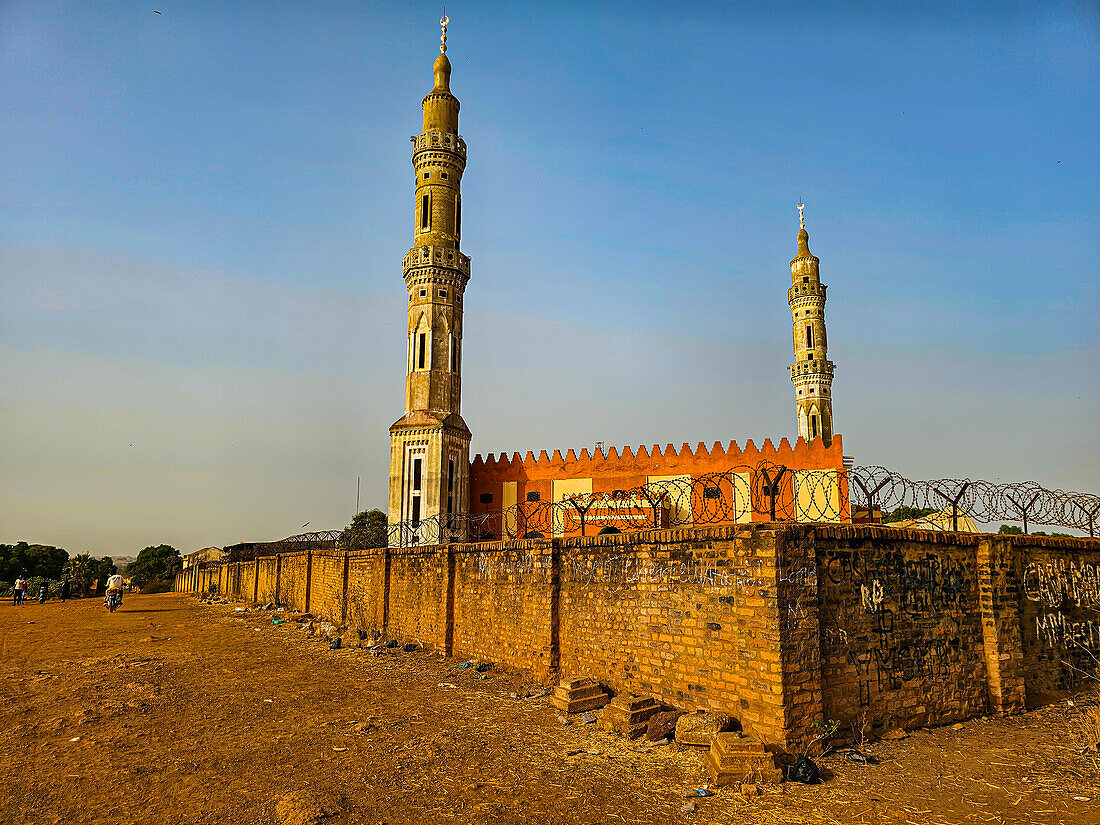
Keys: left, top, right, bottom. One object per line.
{"left": 821, "top": 549, "right": 975, "bottom": 711}
{"left": 1023, "top": 560, "right": 1100, "bottom": 610}
{"left": 1024, "top": 558, "right": 1100, "bottom": 689}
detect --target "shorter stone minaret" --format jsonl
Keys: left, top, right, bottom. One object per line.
{"left": 788, "top": 203, "right": 835, "bottom": 446}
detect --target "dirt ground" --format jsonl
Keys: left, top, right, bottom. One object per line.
{"left": 1, "top": 593, "right": 1098, "bottom": 825}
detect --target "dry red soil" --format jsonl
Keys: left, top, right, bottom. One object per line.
{"left": 1, "top": 593, "right": 1098, "bottom": 825}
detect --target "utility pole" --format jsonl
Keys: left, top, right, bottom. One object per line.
{"left": 356, "top": 476, "right": 360, "bottom": 515}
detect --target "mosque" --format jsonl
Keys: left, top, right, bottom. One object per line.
{"left": 387, "top": 19, "right": 847, "bottom": 543}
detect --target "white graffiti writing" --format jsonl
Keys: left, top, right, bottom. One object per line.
{"left": 1023, "top": 560, "right": 1100, "bottom": 609}
{"left": 1035, "top": 611, "right": 1100, "bottom": 650}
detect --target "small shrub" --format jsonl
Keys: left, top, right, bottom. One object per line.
{"left": 140, "top": 580, "right": 172, "bottom": 594}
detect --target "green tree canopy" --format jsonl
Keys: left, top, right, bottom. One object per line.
{"left": 0, "top": 542, "right": 69, "bottom": 582}
{"left": 128, "top": 545, "right": 182, "bottom": 588}
{"left": 340, "top": 509, "right": 388, "bottom": 551}
{"left": 998, "top": 524, "right": 1024, "bottom": 535}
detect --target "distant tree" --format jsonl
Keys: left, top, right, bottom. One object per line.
{"left": 998, "top": 525, "right": 1024, "bottom": 535}
{"left": 883, "top": 506, "right": 938, "bottom": 524}
{"left": 0, "top": 542, "right": 68, "bottom": 583}
{"left": 62, "top": 554, "right": 111, "bottom": 597}
{"left": 1032, "top": 531, "right": 1072, "bottom": 538}
{"left": 128, "top": 545, "right": 182, "bottom": 590}
{"left": 340, "top": 509, "right": 388, "bottom": 551}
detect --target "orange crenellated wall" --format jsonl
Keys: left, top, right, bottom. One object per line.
{"left": 468, "top": 435, "right": 849, "bottom": 537}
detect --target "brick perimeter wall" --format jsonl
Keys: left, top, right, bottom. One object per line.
{"left": 814, "top": 528, "right": 988, "bottom": 738}
{"left": 345, "top": 552, "right": 387, "bottom": 635}
{"left": 452, "top": 541, "right": 556, "bottom": 673}
{"left": 1016, "top": 540, "right": 1100, "bottom": 702}
{"left": 174, "top": 525, "right": 1100, "bottom": 750}
{"left": 386, "top": 547, "right": 449, "bottom": 650}
{"left": 557, "top": 527, "right": 788, "bottom": 743}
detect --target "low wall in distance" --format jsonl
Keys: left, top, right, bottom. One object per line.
{"left": 176, "top": 524, "right": 1100, "bottom": 750}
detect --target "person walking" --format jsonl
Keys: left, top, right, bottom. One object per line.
{"left": 13, "top": 575, "right": 27, "bottom": 606}
{"left": 38, "top": 581, "right": 48, "bottom": 604}
{"left": 59, "top": 578, "right": 70, "bottom": 602}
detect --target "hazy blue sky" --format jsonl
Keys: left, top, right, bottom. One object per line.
{"left": 2, "top": 0, "right": 1097, "bottom": 556}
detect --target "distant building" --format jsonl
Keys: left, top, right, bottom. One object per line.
{"left": 890, "top": 509, "right": 979, "bottom": 533}
{"left": 182, "top": 546, "right": 224, "bottom": 569}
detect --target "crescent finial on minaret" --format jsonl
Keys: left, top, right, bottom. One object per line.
{"left": 797, "top": 201, "right": 805, "bottom": 230}
{"left": 440, "top": 10, "right": 449, "bottom": 53}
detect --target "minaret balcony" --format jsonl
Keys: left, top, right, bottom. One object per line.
{"left": 790, "top": 360, "right": 835, "bottom": 379}
{"left": 788, "top": 282, "right": 827, "bottom": 302}
{"left": 404, "top": 245, "right": 471, "bottom": 276}
{"left": 412, "top": 131, "right": 467, "bottom": 159}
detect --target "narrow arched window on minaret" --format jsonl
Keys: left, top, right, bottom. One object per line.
{"left": 388, "top": 15, "right": 472, "bottom": 545}
{"left": 788, "top": 203, "right": 835, "bottom": 446}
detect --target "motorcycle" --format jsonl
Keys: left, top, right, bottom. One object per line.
{"left": 105, "top": 590, "right": 122, "bottom": 612}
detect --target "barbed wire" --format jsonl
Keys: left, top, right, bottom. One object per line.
{"left": 210, "top": 464, "right": 1097, "bottom": 560}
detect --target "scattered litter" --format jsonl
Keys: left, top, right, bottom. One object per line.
{"left": 473, "top": 673, "right": 489, "bottom": 681}
{"left": 332, "top": 747, "right": 347, "bottom": 752}
{"left": 402, "top": 642, "right": 418, "bottom": 652}
{"left": 578, "top": 711, "right": 597, "bottom": 724}
{"left": 681, "top": 801, "right": 696, "bottom": 813}
{"left": 272, "top": 617, "right": 285, "bottom": 626}
{"left": 329, "top": 638, "right": 342, "bottom": 650}
{"left": 789, "top": 755, "right": 820, "bottom": 784}
{"left": 438, "top": 682, "right": 458, "bottom": 689}
{"left": 1073, "top": 796, "right": 1091, "bottom": 802}
{"left": 234, "top": 607, "right": 246, "bottom": 612}
{"left": 254, "top": 628, "right": 262, "bottom": 632}
{"left": 68, "top": 737, "right": 81, "bottom": 742}
{"left": 475, "top": 662, "right": 493, "bottom": 673}
{"left": 386, "top": 639, "right": 400, "bottom": 648}
{"left": 950, "top": 723, "right": 964, "bottom": 731}
{"left": 264, "top": 699, "right": 273, "bottom": 703}
{"left": 684, "top": 789, "right": 710, "bottom": 798}
{"left": 455, "top": 661, "right": 474, "bottom": 669}
{"left": 845, "top": 748, "right": 879, "bottom": 765}
{"left": 740, "top": 782, "right": 760, "bottom": 798}
{"left": 557, "top": 714, "right": 572, "bottom": 726}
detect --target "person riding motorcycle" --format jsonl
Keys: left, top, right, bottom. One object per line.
{"left": 105, "top": 573, "right": 124, "bottom": 612}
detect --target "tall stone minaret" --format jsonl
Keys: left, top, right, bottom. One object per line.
{"left": 788, "top": 203, "right": 835, "bottom": 446}
{"left": 388, "top": 15, "right": 470, "bottom": 542}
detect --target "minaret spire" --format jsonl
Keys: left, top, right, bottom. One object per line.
{"left": 388, "top": 19, "right": 471, "bottom": 544}
{"left": 787, "top": 202, "right": 835, "bottom": 446}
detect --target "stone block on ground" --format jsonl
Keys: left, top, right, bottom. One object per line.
{"left": 676, "top": 709, "right": 735, "bottom": 747}
{"left": 646, "top": 710, "right": 685, "bottom": 742}
{"left": 550, "top": 677, "right": 610, "bottom": 713}
{"left": 704, "top": 732, "right": 783, "bottom": 786}
{"left": 598, "top": 694, "right": 659, "bottom": 739}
